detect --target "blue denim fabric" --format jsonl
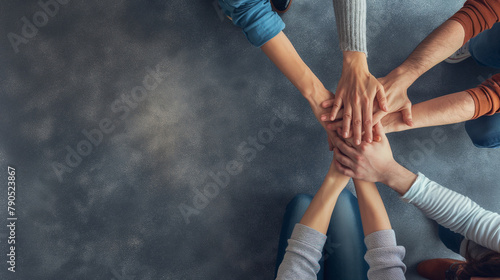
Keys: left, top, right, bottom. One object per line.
{"left": 469, "top": 22, "right": 500, "bottom": 69}
{"left": 465, "top": 113, "right": 500, "bottom": 148}
{"left": 438, "top": 225, "right": 464, "bottom": 255}
{"left": 464, "top": 23, "right": 500, "bottom": 148}
{"left": 219, "top": 0, "right": 285, "bottom": 47}
{"left": 275, "top": 191, "right": 368, "bottom": 280}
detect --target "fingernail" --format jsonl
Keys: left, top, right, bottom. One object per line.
{"left": 368, "top": 138, "right": 372, "bottom": 143}
{"left": 356, "top": 140, "right": 361, "bottom": 145}
{"left": 321, "top": 116, "right": 326, "bottom": 121}
{"left": 344, "top": 132, "right": 348, "bottom": 138}
{"left": 384, "top": 105, "right": 388, "bottom": 111}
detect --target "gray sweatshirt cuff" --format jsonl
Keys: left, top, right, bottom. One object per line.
{"left": 364, "top": 229, "right": 407, "bottom": 279}
{"left": 333, "top": 0, "right": 367, "bottom": 54}
{"left": 364, "top": 229, "right": 398, "bottom": 249}
{"left": 292, "top": 223, "right": 327, "bottom": 251}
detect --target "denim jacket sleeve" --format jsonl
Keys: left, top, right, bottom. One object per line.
{"left": 218, "top": 0, "right": 285, "bottom": 47}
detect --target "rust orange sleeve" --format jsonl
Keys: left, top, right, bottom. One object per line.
{"left": 466, "top": 74, "right": 500, "bottom": 119}
{"left": 449, "top": 0, "right": 500, "bottom": 45}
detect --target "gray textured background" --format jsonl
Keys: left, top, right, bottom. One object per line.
{"left": 1, "top": 0, "right": 499, "bottom": 279}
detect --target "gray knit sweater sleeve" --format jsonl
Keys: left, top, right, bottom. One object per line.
{"left": 276, "top": 224, "right": 326, "bottom": 280}
{"left": 365, "top": 230, "right": 407, "bottom": 280}
{"left": 332, "top": 0, "right": 367, "bottom": 54}
{"left": 276, "top": 224, "right": 406, "bottom": 279}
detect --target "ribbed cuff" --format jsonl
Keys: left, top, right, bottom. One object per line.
{"left": 465, "top": 74, "right": 500, "bottom": 119}
{"left": 333, "top": 0, "right": 367, "bottom": 54}
{"left": 449, "top": 0, "right": 500, "bottom": 45}
{"left": 467, "top": 88, "right": 485, "bottom": 119}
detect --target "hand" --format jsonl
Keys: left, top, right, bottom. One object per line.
{"left": 378, "top": 69, "right": 415, "bottom": 127}
{"left": 306, "top": 85, "right": 343, "bottom": 151}
{"left": 331, "top": 123, "right": 397, "bottom": 183}
{"left": 329, "top": 51, "right": 388, "bottom": 145}
{"left": 325, "top": 70, "right": 415, "bottom": 135}
{"left": 328, "top": 110, "right": 407, "bottom": 135}
{"left": 322, "top": 98, "right": 387, "bottom": 139}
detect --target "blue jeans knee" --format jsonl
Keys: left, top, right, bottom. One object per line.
{"left": 465, "top": 114, "right": 500, "bottom": 148}
{"left": 287, "top": 193, "right": 313, "bottom": 212}
{"left": 469, "top": 22, "right": 500, "bottom": 69}
{"left": 438, "top": 225, "right": 464, "bottom": 254}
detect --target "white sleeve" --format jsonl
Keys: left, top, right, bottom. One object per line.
{"left": 401, "top": 172, "right": 500, "bottom": 253}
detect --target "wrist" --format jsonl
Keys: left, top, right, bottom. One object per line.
{"left": 317, "top": 172, "right": 348, "bottom": 205}
{"left": 381, "top": 118, "right": 396, "bottom": 133}
{"left": 342, "top": 51, "right": 368, "bottom": 70}
{"left": 381, "top": 160, "right": 406, "bottom": 185}
{"left": 389, "top": 64, "right": 420, "bottom": 88}
{"left": 381, "top": 114, "right": 405, "bottom": 133}
{"left": 300, "top": 71, "right": 328, "bottom": 102}
{"left": 326, "top": 164, "right": 350, "bottom": 186}
{"left": 383, "top": 162, "right": 417, "bottom": 196}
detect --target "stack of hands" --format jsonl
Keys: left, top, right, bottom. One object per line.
{"left": 306, "top": 51, "right": 416, "bottom": 150}
{"left": 309, "top": 51, "right": 418, "bottom": 185}
{"left": 321, "top": 52, "right": 413, "bottom": 147}
{"left": 330, "top": 121, "right": 417, "bottom": 195}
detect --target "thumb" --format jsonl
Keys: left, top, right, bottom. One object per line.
{"left": 376, "top": 84, "right": 389, "bottom": 112}
{"left": 321, "top": 98, "right": 336, "bottom": 109}
{"left": 373, "top": 110, "right": 388, "bottom": 125}
{"left": 330, "top": 95, "right": 343, "bottom": 121}
{"left": 373, "top": 122, "right": 386, "bottom": 142}
{"left": 402, "top": 102, "right": 414, "bottom": 127}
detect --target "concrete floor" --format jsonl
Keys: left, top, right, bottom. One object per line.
{"left": 1, "top": 0, "right": 500, "bottom": 279}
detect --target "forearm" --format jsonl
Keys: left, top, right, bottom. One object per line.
{"left": 353, "top": 180, "right": 392, "bottom": 236}
{"left": 400, "top": 173, "right": 500, "bottom": 252}
{"left": 385, "top": 91, "right": 475, "bottom": 133}
{"left": 300, "top": 167, "right": 350, "bottom": 235}
{"left": 411, "top": 91, "right": 475, "bottom": 128}
{"left": 394, "top": 20, "right": 465, "bottom": 85}
{"left": 355, "top": 180, "right": 407, "bottom": 279}
{"left": 261, "top": 31, "right": 326, "bottom": 101}
{"left": 372, "top": 165, "right": 500, "bottom": 248}
{"left": 276, "top": 166, "right": 349, "bottom": 279}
